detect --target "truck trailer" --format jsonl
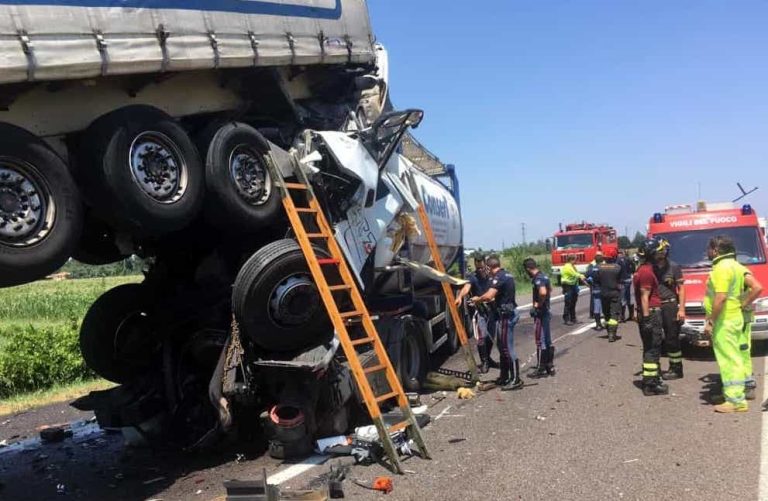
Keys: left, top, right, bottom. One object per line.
{"left": 0, "top": 0, "right": 467, "bottom": 452}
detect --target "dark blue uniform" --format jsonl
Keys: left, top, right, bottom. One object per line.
{"left": 467, "top": 270, "right": 492, "bottom": 347}
{"left": 532, "top": 271, "right": 555, "bottom": 376}
{"left": 488, "top": 268, "right": 519, "bottom": 364}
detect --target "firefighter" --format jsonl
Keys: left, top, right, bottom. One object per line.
{"left": 524, "top": 258, "right": 555, "bottom": 378}
{"left": 471, "top": 255, "right": 522, "bottom": 390}
{"left": 455, "top": 254, "right": 497, "bottom": 374}
{"left": 595, "top": 247, "right": 623, "bottom": 342}
{"left": 561, "top": 255, "right": 586, "bottom": 325}
{"left": 586, "top": 252, "right": 604, "bottom": 331}
{"left": 634, "top": 239, "right": 669, "bottom": 396}
{"left": 651, "top": 238, "right": 686, "bottom": 380}
{"left": 703, "top": 235, "right": 764, "bottom": 412}
{"left": 617, "top": 249, "right": 636, "bottom": 322}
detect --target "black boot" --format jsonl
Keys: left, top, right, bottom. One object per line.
{"left": 607, "top": 324, "right": 616, "bottom": 342}
{"left": 477, "top": 343, "right": 490, "bottom": 374}
{"left": 502, "top": 359, "right": 524, "bottom": 391}
{"left": 661, "top": 362, "right": 683, "bottom": 380}
{"left": 642, "top": 377, "right": 669, "bottom": 396}
{"left": 530, "top": 348, "right": 548, "bottom": 378}
{"left": 620, "top": 305, "right": 627, "bottom": 323}
{"left": 594, "top": 315, "right": 603, "bottom": 331}
{"left": 546, "top": 346, "right": 556, "bottom": 376}
{"left": 495, "top": 358, "right": 510, "bottom": 385}
{"left": 628, "top": 305, "right": 635, "bottom": 322}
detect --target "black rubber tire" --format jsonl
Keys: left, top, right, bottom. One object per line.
{"left": 439, "top": 308, "right": 461, "bottom": 356}
{"left": 77, "top": 105, "right": 204, "bottom": 236}
{"left": 233, "top": 239, "right": 332, "bottom": 352}
{"left": 79, "top": 283, "right": 158, "bottom": 383}
{"left": 198, "top": 121, "right": 281, "bottom": 230}
{"left": 72, "top": 213, "right": 126, "bottom": 265}
{"left": 0, "top": 123, "right": 83, "bottom": 287}
{"left": 400, "top": 322, "right": 428, "bottom": 392}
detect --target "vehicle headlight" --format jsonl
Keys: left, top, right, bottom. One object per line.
{"left": 754, "top": 298, "right": 768, "bottom": 314}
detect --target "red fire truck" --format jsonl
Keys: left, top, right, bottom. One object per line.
{"left": 551, "top": 223, "right": 618, "bottom": 285}
{"left": 647, "top": 202, "right": 768, "bottom": 345}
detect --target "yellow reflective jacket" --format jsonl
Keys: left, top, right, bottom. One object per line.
{"left": 561, "top": 262, "right": 584, "bottom": 286}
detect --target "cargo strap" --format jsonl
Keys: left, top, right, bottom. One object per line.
{"left": 265, "top": 144, "right": 430, "bottom": 474}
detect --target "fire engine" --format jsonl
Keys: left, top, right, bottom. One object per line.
{"left": 551, "top": 223, "right": 618, "bottom": 285}
{"left": 647, "top": 202, "right": 768, "bottom": 344}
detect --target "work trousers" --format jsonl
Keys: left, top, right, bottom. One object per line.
{"left": 562, "top": 284, "right": 579, "bottom": 322}
{"left": 535, "top": 310, "right": 552, "bottom": 351}
{"left": 743, "top": 312, "right": 755, "bottom": 390}
{"left": 713, "top": 315, "right": 749, "bottom": 405}
{"left": 491, "top": 312, "right": 520, "bottom": 364}
{"left": 601, "top": 294, "right": 621, "bottom": 332}
{"left": 639, "top": 309, "right": 664, "bottom": 380}
{"left": 621, "top": 279, "right": 633, "bottom": 307}
{"left": 660, "top": 301, "right": 683, "bottom": 367}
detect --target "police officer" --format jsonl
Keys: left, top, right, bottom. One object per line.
{"left": 652, "top": 238, "right": 686, "bottom": 380}
{"left": 595, "top": 247, "right": 624, "bottom": 342}
{"left": 634, "top": 238, "right": 669, "bottom": 396}
{"left": 524, "top": 258, "right": 555, "bottom": 378}
{"left": 455, "top": 254, "right": 497, "bottom": 373}
{"left": 471, "top": 255, "right": 522, "bottom": 390}
{"left": 586, "top": 252, "right": 604, "bottom": 331}
{"left": 703, "top": 235, "right": 763, "bottom": 412}
{"left": 617, "top": 249, "right": 636, "bottom": 322}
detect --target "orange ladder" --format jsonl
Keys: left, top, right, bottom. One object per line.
{"left": 266, "top": 152, "right": 429, "bottom": 474}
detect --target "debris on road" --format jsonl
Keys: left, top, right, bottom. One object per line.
{"left": 316, "top": 435, "right": 349, "bottom": 454}
{"left": 535, "top": 415, "right": 547, "bottom": 421}
{"left": 422, "top": 372, "right": 471, "bottom": 392}
{"left": 623, "top": 459, "right": 639, "bottom": 464}
{"left": 456, "top": 388, "right": 475, "bottom": 399}
{"left": 40, "top": 425, "right": 73, "bottom": 443}
{"left": 353, "top": 476, "right": 394, "bottom": 494}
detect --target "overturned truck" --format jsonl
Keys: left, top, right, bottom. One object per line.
{"left": 0, "top": 0, "right": 466, "bottom": 450}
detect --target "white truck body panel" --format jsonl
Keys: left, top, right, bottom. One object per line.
{"left": 0, "top": 0, "right": 374, "bottom": 85}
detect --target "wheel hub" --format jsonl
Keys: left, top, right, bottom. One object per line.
{"left": 0, "top": 164, "right": 50, "bottom": 246}
{"left": 129, "top": 132, "right": 187, "bottom": 204}
{"left": 269, "top": 275, "right": 319, "bottom": 326}
{"left": 230, "top": 146, "right": 271, "bottom": 205}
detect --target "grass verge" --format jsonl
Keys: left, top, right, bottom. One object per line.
{"left": 0, "top": 378, "right": 114, "bottom": 417}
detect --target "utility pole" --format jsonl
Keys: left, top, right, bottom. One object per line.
{"left": 521, "top": 223, "right": 527, "bottom": 245}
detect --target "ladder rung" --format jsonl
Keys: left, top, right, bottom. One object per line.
{"left": 317, "top": 258, "right": 340, "bottom": 265}
{"left": 351, "top": 337, "right": 375, "bottom": 346}
{"left": 296, "top": 207, "right": 317, "bottom": 213}
{"left": 328, "top": 285, "right": 352, "bottom": 292}
{"left": 340, "top": 310, "right": 363, "bottom": 319}
{"left": 388, "top": 420, "right": 410, "bottom": 433}
{"left": 375, "top": 391, "right": 399, "bottom": 403}
{"left": 306, "top": 232, "right": 329, "bottom": 239}
{"left": 284, "top": 182, "right": 308, "bottom": 190}
{"left": 364, "top": 364, "right": 387, "bottom": 374}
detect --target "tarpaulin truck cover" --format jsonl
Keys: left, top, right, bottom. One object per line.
{"left": 0, "top": 0, "right": 374, "bottom": 84}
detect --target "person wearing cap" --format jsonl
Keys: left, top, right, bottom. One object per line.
{"left": 586, "top": 252, "right": 605, "bottom": 331}
{"left": 633, "top": 239, "right": 669, "bottom": 396}
{"left": 455, "top": 254, "right": 498, "bottom": 373}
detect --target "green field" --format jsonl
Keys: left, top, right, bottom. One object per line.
{"left": 0, "top": 276, "right": 141, "bottom": 398}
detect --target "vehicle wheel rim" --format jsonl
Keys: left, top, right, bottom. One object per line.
{"left": 229, "top": 145, "right": 272, "bottom": 205}
{"left": 129, "top": 131, "right": 187, "bottom": 204}
{"left": 0, "top": 159, "right": 55, "bottom": 247}
{"left": 113, "top": 311, "right": 155, "bottom": 366}
{"left": 402, "top": 335, "right": 420, "bottom": 380}
{"left": 269, "top": 274, "right": 319, "bottom": 327}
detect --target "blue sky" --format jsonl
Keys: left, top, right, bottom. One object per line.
{"left": 368, "top": 0, "right": 768, "bottom": 249}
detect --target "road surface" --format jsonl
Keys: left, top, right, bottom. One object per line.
{"left": 1, "top": 291, "right": 765, "bottom": 500}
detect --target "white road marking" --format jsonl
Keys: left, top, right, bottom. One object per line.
{"left": 759, "top": 355, "right": 768, "bottom": 499}
{"left": 434, "top": 405, "right": 453, "bottom": 421}
{"left": 521, "top": 322, "right": 594, "bottom": 369}
{"left": 516, "top": 289, "right": 589, "bottom": 311}
{"left": 267, "top": 455, "right": 329, "bottom": 485}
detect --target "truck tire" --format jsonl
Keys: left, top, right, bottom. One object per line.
{"left": 401, "top": 320, "right": 428, "bottom": 392}
{"left": 439, "top": 308, "right": 461, "bottom": 356}
{"left": 199, "top": 122, "right": 281, "bottom": 230}
{"left": 78, "top": 106, "right": 204, "bottom": 236}
{"left": 233, "top": 239, "right": 332, "bottom": 352}
{"left": 79, "top": 283, "right": 158, "bottom": 383}
{"left": 0, "top": 123, "right": 83, "bottom": 287}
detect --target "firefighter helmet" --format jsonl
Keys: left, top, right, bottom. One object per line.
{"left": 603, "top": 247, "right": 618, "bottom": 260}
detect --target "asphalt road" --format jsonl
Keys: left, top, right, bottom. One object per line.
{"left": 1, "top": 290, "right": 766, "bottom": 500}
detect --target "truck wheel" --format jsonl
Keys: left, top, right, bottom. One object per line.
{"left": 400, "top": 321, "right": 428, "bottom": 392}
{"left": 439, "top": 309, "right": 461, "bottom": 356}
{"left": 199, "top": 122, "right": 281, "bottom": 229}
{"left": 233, "top": 239, "right": 332, "bottom": 352}
{"left": 0, "top": 123, "right": 83, "bottom": 287}
{"left": 79, "top": 283, "right": 159, "bottom": 383}
{"left": 78, "top": 106, "right": 204, "bottom": 236}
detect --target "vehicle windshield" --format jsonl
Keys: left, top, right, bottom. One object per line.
{"left": 555, "top": 234, "right": 593, "bottom": 249}
{"left": 656, "top": 226, "right": 767, "bottom": 269}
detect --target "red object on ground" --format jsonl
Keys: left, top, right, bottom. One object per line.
{"left": 372, "top": 476, "right": 393, "bottom": 494}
